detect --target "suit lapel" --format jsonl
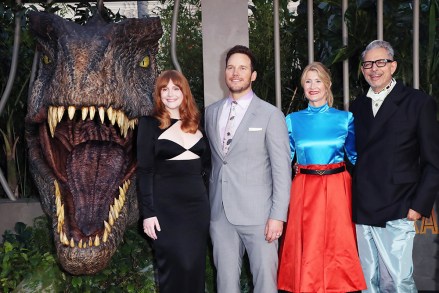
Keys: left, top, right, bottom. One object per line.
{"left": 210, "top": 100, "right": 226, "bottom": 157}
{"left": 366, "top": 82, "right": 406, "bottom": 146}
{"left": 225, "top": 95, "right": 259, "bottom": 155}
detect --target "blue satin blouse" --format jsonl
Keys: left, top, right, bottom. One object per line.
{"left": 285, "top": 103, "right": 356, "bottom": 165}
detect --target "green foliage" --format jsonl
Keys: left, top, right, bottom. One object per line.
{"left": 0, "top": 2, "right": 38, "bottom": 199}
{"left": 0, "top": 218, "right": 55, "bottom": 292}
{"left": 247, "top": 0, "right": 439, "bottom": 114}
{"left": 249, "top": 0, "right": 308, "bottom": 114}
{"left": 0, "top": 218, "right": 158, "bottom": 292}
{"left": 0, "top": 217, "right": 255, "bottom": 292}
{"left": 157, "top": 0, "right": 204, "bottom": 109}
{"left": 62, "top": 0, "right": 126, "bottom": 24}
{"left": 64, "top": 226, "right": 157, "bottom": 293}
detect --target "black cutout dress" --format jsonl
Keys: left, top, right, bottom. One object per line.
{"left": 137, "top": 116, "right": 210, "bottom": 293}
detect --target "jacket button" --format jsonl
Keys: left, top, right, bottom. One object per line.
{"left": 223, "top": 161, "right": 227, "bottom": 165}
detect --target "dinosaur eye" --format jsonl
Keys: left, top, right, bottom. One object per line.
{"left": 139, "top": 56, "right": 150, "bottom": 68}
{"left": 42, "top": 55, "right": 51, "bottom": 64}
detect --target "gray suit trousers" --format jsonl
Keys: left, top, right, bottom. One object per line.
{"left": 210, "top": 207, "right": 279, "bottom": 293}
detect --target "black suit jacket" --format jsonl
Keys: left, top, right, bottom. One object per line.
{"left": 350, "top": 82, "right": 439, "bottom": 227}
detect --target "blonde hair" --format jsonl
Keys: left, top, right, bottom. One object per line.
{"left": 300, "top": 62, "right": 334, "bottom": 107}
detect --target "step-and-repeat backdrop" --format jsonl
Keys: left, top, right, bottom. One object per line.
{"left": 413, "top": 204, "right": 439, "bottom": 291}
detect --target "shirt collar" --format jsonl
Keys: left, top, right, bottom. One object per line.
{"left": 228, "top": 91, "right": 254, "bottom": 109}
{"left": 367, "top": 78, "right": 396, "bottom": 101}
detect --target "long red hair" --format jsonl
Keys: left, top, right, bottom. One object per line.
{"left": 153, "top": 70, "right": 200, "bottom": 133}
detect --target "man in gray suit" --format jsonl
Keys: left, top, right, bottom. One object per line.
{"left": 204, "top": 45, "right": 291, "bottom": 293}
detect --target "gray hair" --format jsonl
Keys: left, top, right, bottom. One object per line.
{"left": 361, "top": 40, "right": 394, "bottom": 60}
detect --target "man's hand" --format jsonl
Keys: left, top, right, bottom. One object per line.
{"left": 143, "top": 217, "right": 161, "bottom": 240}
{"left": 407, "top": 209, "right": 422, "bottom": 221}
{"left": 264, "top": 218, "right": 284, "bottom": 243}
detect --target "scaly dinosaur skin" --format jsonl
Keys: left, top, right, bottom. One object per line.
{"left": 25, "top": 12, "right": 162, "bottom": 275}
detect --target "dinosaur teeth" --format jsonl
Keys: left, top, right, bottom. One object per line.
{"left": 109, "top": 211, "right": 114, "bottom": 226}
{"left": 54, "top": 181, "right": 65, "bottom": 236}
{"left": 62, "top": 232, "right": 69, "bottom": 246}
{"left": 52, "top": 169, "right": 131, "bottom": 249}
{"left": 114, "top": 198, "right": 121, "bottom": 213}
{"left": 104, "top": 220, "right": 111, "bottom": 233}
{"left": 57, "top": 206, "right": 64, "bottom": 235}
{"left": 94, "top": 235, "right": 100, "bottom": 246}
{"left": 110, "top": 204, "right": 119, "bottom": 219}
{"left": 123, "top": 180, "right": 130, "bottom": 192}
{"left": 47, "top": 105, "right": 137, "bottom": 137}
{"left": 98, "top": 106, "right": 105, "bottom": 124}
{"left": 68, "top": 106, "right": 76, "bottom": 120}
{"left": 54, "top": 180, "right": 61, "bottom": 198}
{"left": 57, "top": 106, "right": 65, "bottom": 123}
{"left": 107, "top": 107, "right": 115, "bottom": 125}
{"left": 116, "top": 110, "right": 124, "bottom": 135}
{"left": 89, "top": 106, "right": 96, "bottom": 120}
{"left": 47, "top": 107, "right": 57, "bottom": 137}
{"left": 48, "top": 107, "right": 53, "bottom": 136}
{"left": 57, "top": 204, "right": 64, "bottom": 226}
{"left": 118, "top": 187, "right": 125, "bottom": 203}
{"left": 81, "top": 107, "right": 88, "bottom": 120}
{"left": 129, "top": 119, "right": 137, "bottom": 131}
{"left": 103, "top": 229, "right": 108, "bottom": 243}
{"left": 56, "top": 196, "right": 61, "bottom": 216}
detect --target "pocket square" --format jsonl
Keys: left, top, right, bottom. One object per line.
{"left": 249, "top": 127, "right": 263, "bottom": 131}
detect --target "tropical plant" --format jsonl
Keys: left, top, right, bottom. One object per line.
{"left": 247, "top": 0, "right": 439, "bottom": 114}
{"left": 0, "top": 1, "right": 37, "bottom": 199}
{"left": 0, "top": 218, "right": 157, "bottom": 293}
{"left": 0, "top": 217, "right": 255, "bottom": 292}
{"left": 329, "top": 0, "right": 439, "bottom": 106}
{"left": 157, "top": 0, "right": 204, "bottom": 109}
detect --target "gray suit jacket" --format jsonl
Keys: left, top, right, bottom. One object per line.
{"left": 205, "top": 94, "right": 291, "bottom": 225}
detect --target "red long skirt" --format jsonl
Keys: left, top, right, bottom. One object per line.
{"left": 278, "top": 162, "right": 366, "bottom": 293}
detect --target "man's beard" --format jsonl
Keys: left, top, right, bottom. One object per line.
{"left": 227, "top": 80, "right": 252, "bottom": 94}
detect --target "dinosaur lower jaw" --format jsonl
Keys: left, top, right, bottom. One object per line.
{"left": 56, "top": 241, "right": 117, "bottom": 275}
{"left": 53, "top": 179, "right": 135, "bottom": 275}
{"left": 53, "top": 184, "right": 133, "bottom": 275}
{"left": 53, "top": 179, "right": 130, "bottom": 248}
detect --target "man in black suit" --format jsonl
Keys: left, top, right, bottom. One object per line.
{"left": 350, "top": 40, "right": 439, "bottom": 292}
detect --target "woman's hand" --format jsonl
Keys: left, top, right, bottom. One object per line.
{"left": 143, "top": 217, "right": 161, "bottom": 240}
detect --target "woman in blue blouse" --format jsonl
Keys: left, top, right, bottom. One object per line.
{"left": 278, "top": 62, "right": 366, "bottom": 292}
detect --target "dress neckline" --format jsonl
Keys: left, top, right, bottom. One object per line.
{"left": 307, "top": 103, "right": 329, "bottom": 113}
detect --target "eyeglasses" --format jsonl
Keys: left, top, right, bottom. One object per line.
{"left": 361, "top": 59, "right": 394, "bottom": 69}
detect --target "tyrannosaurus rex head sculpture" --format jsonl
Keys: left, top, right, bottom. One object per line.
{"left": 25, "top": 11, "right": 162, "bottom": 275}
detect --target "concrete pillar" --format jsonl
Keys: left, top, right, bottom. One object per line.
{"left": 201, "top": 0, "right": 249, "bottom": 106}
{"left": 137, "top": 1, "right": 150, "bottom": 18}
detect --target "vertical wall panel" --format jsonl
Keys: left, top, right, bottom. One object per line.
{"left": 201, "top": 0, "right": 249, "bottom": 106}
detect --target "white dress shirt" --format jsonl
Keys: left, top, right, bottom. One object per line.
{"left": 367, "top": 78, "right": 396, "bottom": 116}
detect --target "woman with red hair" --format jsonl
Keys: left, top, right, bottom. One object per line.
{"left": 137, "top": 70, "right": 210, "bottom": 293}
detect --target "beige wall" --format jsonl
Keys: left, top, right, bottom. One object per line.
{"left": 0, "top": 199, "right": 44, "bottom": 243}
{"left": 201, "top": 0, "right": 249, "bottom": 107}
